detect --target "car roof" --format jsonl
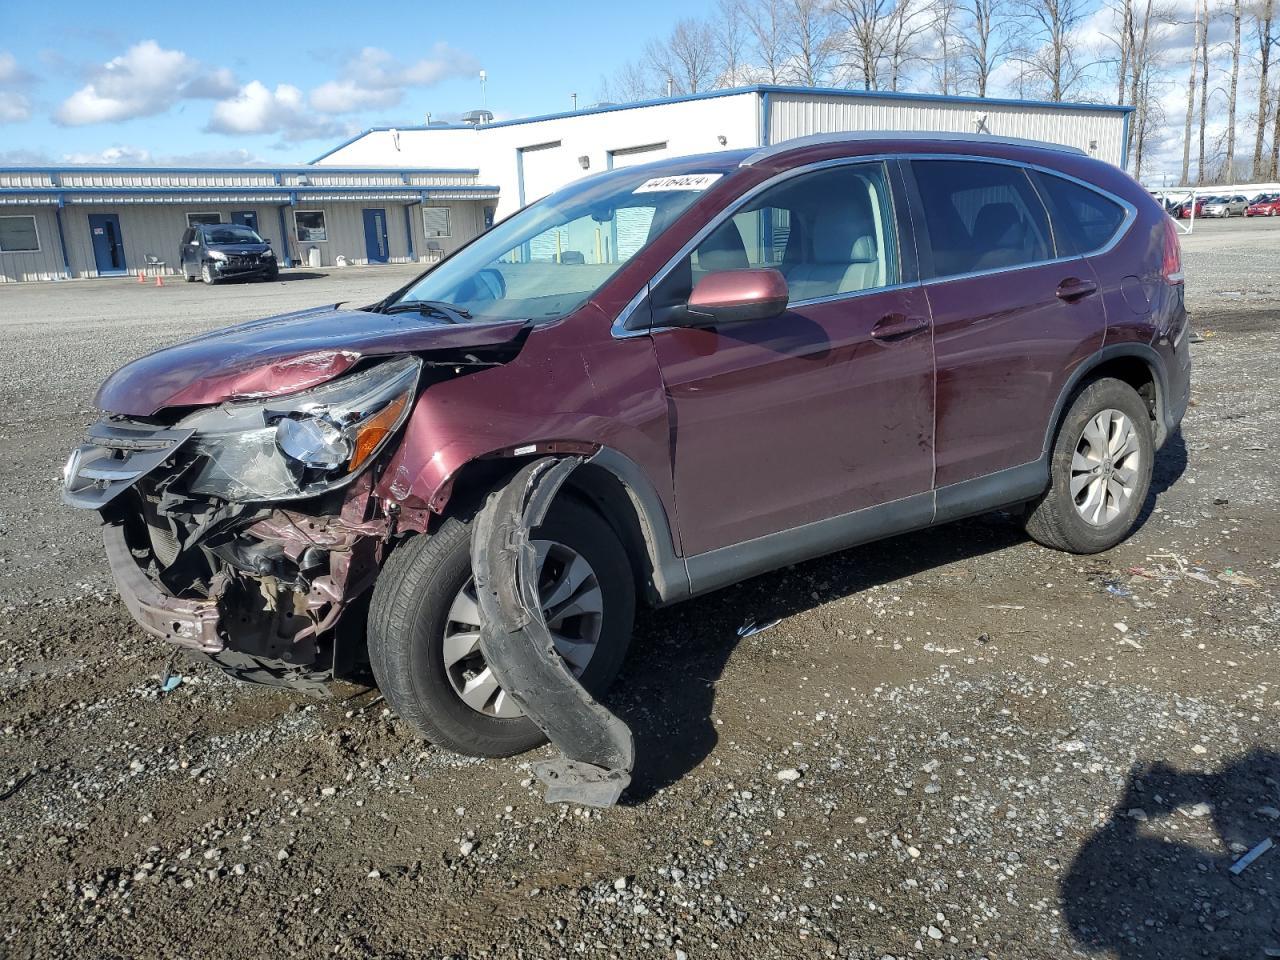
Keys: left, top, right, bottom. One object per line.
{"left": 740, "top": 130, "right": 1088, "bottom": 167}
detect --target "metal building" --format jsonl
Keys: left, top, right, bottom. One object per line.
{"left": 314, "top": 84, "right": 1133, "bottom": 220}
{"left": 1, "top": 85, "right": 1131, "bottom": 283}
{"left": 0, "top": 165, "right": 498, "bottom": 282}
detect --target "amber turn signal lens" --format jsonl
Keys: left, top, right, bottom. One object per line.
{"left": 348, "top": 392, "right": 410, "bottom": 472}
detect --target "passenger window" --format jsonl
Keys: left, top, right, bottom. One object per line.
{"left": 654, "top": 162, "right": 899, "bottom": 311}
{"left": 1035, "top": 173, "right": 1128, "bottom": 255}
{"left": 912, "top": 160, "right": 1053, "bottom": 278}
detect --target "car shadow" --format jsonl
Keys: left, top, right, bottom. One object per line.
{"left": 266, "top": 271, "right": 327, "bottom": 283}
{"left": 612, "top": 508, "right": 1028, "bottom": 804}
{"left": 1061, "top": 749, "right": 1280, "bottom": 959}
{"left": 612, "top": 432, "right": 1192, "bottom": 805}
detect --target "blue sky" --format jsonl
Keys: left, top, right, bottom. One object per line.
{"left": 0, "top": 1, "right": 706, "bottom": 166}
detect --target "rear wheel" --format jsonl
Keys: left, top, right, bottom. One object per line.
{"left": 368, "top": 498, "right": 635, "bottom": 757}
{"left": 1024, "top": 378, "right": 1153, "bottom": 554}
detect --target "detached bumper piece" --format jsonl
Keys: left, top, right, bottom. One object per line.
{"left": 472, "top": 457, "right": 635, "bottom": 808}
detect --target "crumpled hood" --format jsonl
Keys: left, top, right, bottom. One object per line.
{"left": 95, "top": 304, "right": 530, "bottom": 416}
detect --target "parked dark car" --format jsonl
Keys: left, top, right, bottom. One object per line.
{"left": 66, "top": 133, "right": 1190, "bottom": 762}
{"left": 179, "top": 222, "right": 278, "bottom": 284}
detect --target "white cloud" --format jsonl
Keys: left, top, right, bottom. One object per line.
{"left": 308, "top": 45, "right": 478, "bottom": 115}
{"left": 61, "top": 145, "right": 154, "bottom": 164}
{"left": 205, "top": 80, "right": 346, "bottom": 142}
{"left": 0, "top": 51, "right": 33, "bottom": 124}
{"left": 54, "top": 40, "right": 236, "bottom": 126}
{"left": 55, "top": 144, "right": 268, "bottom": 166}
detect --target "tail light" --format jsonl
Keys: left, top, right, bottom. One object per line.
{"left": 1162, "top": 217, "right": 1184, "bottom": 285}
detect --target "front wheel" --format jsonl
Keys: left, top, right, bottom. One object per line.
{"left": 368, "top": 497, "right": 635, "bottom": 757}
{"left": 200, "top": 263, "right": 216, "bottom": 284}
{"left": 1024, "top": 377, "right": 1154, "bottom": 554}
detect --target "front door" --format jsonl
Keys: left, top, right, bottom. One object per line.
{"left": 648, "top": 161, "right": 935, "bottom": 556}
{"left": 362, "top": 208, "right": 389, "bottom": 263}
{"left": 231, "top": 210, "right": 258, "bottom": 232}
{"left": 88, "top": 214, "right": 127, "bottom": 276}
{"left": 907, "top": 159, "right": 1109, "bottom": 489}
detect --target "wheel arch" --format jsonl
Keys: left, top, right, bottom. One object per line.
{"left": 426, "top": 446, "right": 689, "bottom": 607}
{"left": 1044, "top": 344, "right": 1169, "bottom": 455}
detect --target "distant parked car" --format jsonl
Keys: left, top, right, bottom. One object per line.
{"left": 1175, "top": 197, "right": 1207, "bottom": 219}
{"left": 1245, "top": 194, "right": 1280, "bottom": 216}
{"left": 179, "top": 222, "right": 279, "bottom": 284}
{"left": 1201, "top": 195, "right": 1248, "bottom": 217}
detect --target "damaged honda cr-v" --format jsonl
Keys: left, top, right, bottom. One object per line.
{"left": 65, "top": 132, "right": 1190, "bottom": 802}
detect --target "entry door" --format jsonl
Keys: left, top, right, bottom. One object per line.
{"left": 362, "top": 208, "right": 389, "bottom": 263}
{"left": 88, "top": 214, "right": 127, "bottom": 276}
{"left": 231, "top": 211, "right": 258, "bottom": 232}
{"left": 648, "top": 161, "right": 935, "bottom": 556}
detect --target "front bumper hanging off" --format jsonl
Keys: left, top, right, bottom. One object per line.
{"left": 471, "top": 457, "right": 635, "bottom": 808}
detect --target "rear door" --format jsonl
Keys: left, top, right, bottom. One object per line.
{"left": 649, "top": 160, "right": 935, "bottom": 555}
{"left": 907, "top": 158, "right": 1108, "bottom": 497}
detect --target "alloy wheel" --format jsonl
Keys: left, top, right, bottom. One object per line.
{"left": 441, "top": 539, "right": 604, "bottom": 718}
{"left": 1070, "top": 408, "right": 1141, "bottom": 526}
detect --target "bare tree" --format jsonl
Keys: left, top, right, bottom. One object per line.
{"left": 831, "top": 0, "right": 895, "bottom": 89}
{"left": 742, "top": 0, "right": 791, "bottom": 83}
{"left": 958, "top": 0, "right": 1017, "bottom": 95}
{"left": 1225, "top": 0, "right": 1242, "bottom": 179}
{"left": 1017, "top": 0, "right": 1091, "bottom": 100}
{"left": 602, "top": 59, "right": 656, "bottom": 103}
{"left": 786, "top": 0, "right": 840, "bottom": 84}
{"left": 1270, "top": 81, "right": 1280, "bottom": 176}
{"left": 929, "top": 0, "right": 966, "bottom": 94}
{"left": 1251, "top": 0, "right": 1276, "bottom": 175}
{"left": 646, "top": 18, "right": 719, "bottom": 94}
{"left": 1199, "top": 0, "right": 1210, "bottom": 182}
{"left": 715, "top": 0, "right": 751, "bottom": 86}
{"left": 1181, "top": 0, "right": 1203, "bottom": 183}
{"left": 886, "top": 0, "right": 933, "bottom": 89}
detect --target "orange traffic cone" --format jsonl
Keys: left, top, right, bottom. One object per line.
{"left": 138, "top": 269, "right": 146, "bottom": 283}
{"left": 154, "top": 274, "right": 164, "bottom": 288}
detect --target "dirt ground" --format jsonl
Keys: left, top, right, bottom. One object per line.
{"left": 0, "top": 219, "right": 1276, "bottom": 960}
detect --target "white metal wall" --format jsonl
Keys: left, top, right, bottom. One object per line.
{"left": 767, "top": 92, "right": 1127, "bottom": 166}
{"left": 318, "top": 93, "right": 764, "bottom": 219}
{"left": 0, "top": 205, "right": 65, "bottom": 282}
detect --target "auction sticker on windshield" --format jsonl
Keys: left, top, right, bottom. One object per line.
{"left": 633, "top": 174, "right": 722, "bottom": 193}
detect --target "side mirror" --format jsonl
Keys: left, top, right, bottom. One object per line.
{"left": 262, "top": 238, "right": 272, "bottom": 245}
{"left": 683, "top": 268, "right": 789, "bottom": 326}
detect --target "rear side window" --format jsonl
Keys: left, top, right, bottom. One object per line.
{"left": 911, "top": 160, "right": 1052, "bottom": 278}
{"left": 1035, "top": 173, "right": 1128, "bottom": 255}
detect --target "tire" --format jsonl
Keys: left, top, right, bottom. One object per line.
{"left": 368, "top": 497, "right": 635, "bottom": 757}
{"left": 263, "top": 266, "right": 279, "bottom": 282}
{"left": 201, "top": 263, "right": 216, "bottom": 285}
{"left": 1024, "top": 377, "right": 1153, "bottom": 554}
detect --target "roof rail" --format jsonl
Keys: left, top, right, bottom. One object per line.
{"left": 740, "top": 130, "right": 1088, "bottom": 166}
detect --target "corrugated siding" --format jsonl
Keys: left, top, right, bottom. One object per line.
{"left": 768, "top": 93, "right": 1126, "bottom": 166}
{"left": 61, "top": 204, "right": 282, "bottom": 278}
{"left": 0, "top": 206, "right": 66, "bottom": 282}
{"left": 408, "top": 200, "right": 488, "bottom": 262}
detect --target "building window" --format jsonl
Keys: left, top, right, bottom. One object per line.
{"left": 0, "top": 216, "right": 39, "bottom": 252}
{"left": 423, "top": 207, "right": 451, "bottom": 238}
{"left": 294, "top": 210, "right": 328, "bottom": 242}
{"left": 186, "top": 212, "right": 222, "bottom": 227}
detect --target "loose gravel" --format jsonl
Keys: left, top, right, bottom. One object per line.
{"left": 0, "top": 223, "right": 1276, "bottom": 959}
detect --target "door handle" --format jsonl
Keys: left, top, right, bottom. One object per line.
{"left": 870, "top": 313, "right": 929, "bottom": 341}
{"left": 1056, "top": 277, "right": 1098, "bottom": 302}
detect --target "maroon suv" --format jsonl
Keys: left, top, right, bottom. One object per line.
{"left": 64, "top": 133, "right": 1191, "bottom": 762}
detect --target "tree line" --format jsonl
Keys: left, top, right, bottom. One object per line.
{"left": 597, "top": 0, "right": 1280, "bottom": 184}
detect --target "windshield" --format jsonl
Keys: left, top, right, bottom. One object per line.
{"left": 392, "top": 167, "right": 728, "bottom": 323}
{"left": 205, "top": 224, "right": 264, "bottom": 244}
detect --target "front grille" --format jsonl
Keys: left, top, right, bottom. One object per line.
{"left": 227, "top": 255, "right": 259, "bottom": 268}
{"left": 63, "top": 419, "right": 194, "bottom": 510}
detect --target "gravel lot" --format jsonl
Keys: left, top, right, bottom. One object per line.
{"left": 1, "top": 219, "right": 1277, "bottom": 959}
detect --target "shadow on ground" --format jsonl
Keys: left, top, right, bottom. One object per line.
{"left": 1061, "top": 749, "right": 1280, "bottom": 959}
{"left": 614, "top": 428, "right": 1191, "bottom": 804}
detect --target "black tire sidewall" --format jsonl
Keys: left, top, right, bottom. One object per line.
{"left": 372, "top": 499, "right": 635, "bottom": 758}
{"left": 1047, "top": 379, "right": 1154, "bottom": 552}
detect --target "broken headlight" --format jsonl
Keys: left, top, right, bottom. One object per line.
{"left": 180, "top": 355, "right": 421, "bottom": 502}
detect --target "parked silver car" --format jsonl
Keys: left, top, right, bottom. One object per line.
{"left": 1202, "top": 195, "right": 1248, "bottom": 217}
